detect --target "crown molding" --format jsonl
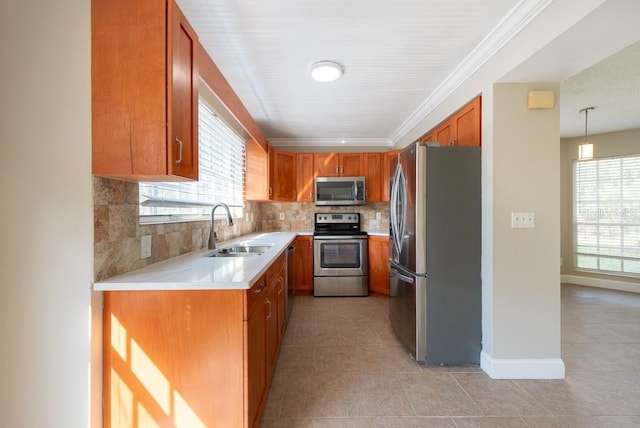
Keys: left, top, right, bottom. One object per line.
{"left": 269, "top": 137, "right": 393, "bottom": 148}
{"left": 390, "top": 0, "right": 555, "bottom": 144}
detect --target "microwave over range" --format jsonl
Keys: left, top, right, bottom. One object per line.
{"left": 315, "top": 176, "right": 366, "bottom": 206}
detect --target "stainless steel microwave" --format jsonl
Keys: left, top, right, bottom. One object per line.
{"left": 315, "top": 176, "right": 366, "bottom": 206}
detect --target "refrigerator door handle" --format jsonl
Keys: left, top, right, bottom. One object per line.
{"left": 390, "top": 268, "right": 414, "bottom": 284}
{"left": 390, "top": 163, "right": 405, "bottom": 257}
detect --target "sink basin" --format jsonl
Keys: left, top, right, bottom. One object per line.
{"left": 207, "top": 244, "right": 273, "bottom": 257}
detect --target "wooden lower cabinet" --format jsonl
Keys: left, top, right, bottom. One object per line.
{"left": 368, "top": 235, "right": 390, "bottom": 295}
{"left": 291, "top": 235, "right": 314, "bottom": 294}
{"left": 103, "top": 256, "right": 289, "bottom": 428}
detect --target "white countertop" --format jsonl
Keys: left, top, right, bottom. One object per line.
{"left": 93, "top": 232, "right": 298, "bottom": 291}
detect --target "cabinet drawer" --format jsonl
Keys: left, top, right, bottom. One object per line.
{"left": 245, "top": 275, "right": 267, "bottom": 320}
{"left": 266, "top": 253, "right": 285, "bottom": 284}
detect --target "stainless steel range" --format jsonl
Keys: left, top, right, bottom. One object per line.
{"left": 313, "top": 212, "right": 368, "bottom": 297}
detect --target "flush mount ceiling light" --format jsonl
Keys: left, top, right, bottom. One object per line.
{"left": 578, "top": 106, "right": 595, "bottom": 160}
{"left": 310, "top": 61, "right": 344, "bottom": 82}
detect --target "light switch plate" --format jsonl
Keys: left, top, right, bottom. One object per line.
{"left": 511, "top": 212, "right": 535, "bottom": 229}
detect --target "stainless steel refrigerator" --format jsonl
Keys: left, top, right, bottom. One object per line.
{"left": 389, "top": 142, "right": 481, "bottom": 364}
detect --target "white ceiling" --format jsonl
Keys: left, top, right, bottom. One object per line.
{"left": 178, "top": 0, "right": 640, "bottom": 146}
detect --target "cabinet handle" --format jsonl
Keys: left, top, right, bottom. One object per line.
{"left": 278, "top": 277, "right": 284, "bottom": 293}
{"left": 266, "top": 298, "right": 272, "bottom": 319}
{"left": 253, "top": 283, "right": 265, "bottom": 294}
{"left": 335, "top": 166, "right": 339, "bottom": 175}
{"left": 293, "top": 190, "right": 297, "bottom": 199}
{"left": 269, "top": 187, "right": 273, "bottom": 197}
{"left": 340, "top": 166, "right": 344, "bottom": 175}
{"left": 309, "top": 191, "right": 312, "bottom": 198}
{"left": 174, "top": 136, "right": 183, "bottom": 165}
{"left": 309, "top": 239, "right": 313, "bottom": 248}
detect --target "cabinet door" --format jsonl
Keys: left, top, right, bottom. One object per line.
{"left": 368, "top": 236, "right": 390, "bottom": 295}
{"left": 246, "top": 291, "right": 267, "bottom": 428}
{"left": 270, "top": 148, "right": 297, "bottom": 201}
{"left": 434, "top": 119, "right": 454, "bottom": 147}
{"left": 381, "top": 150, "right": 401, "bottom": 202}
{"left": 296, "top": 153, "right": 315, "bottom": 202}
{"left": 292, "top": 236, "right": 314, "bottom": 293}
{"left": 340, "top": 153, "right": 363, "bottom": 176}
{"left": 453, "top": 96, "right": 481, "bottom": 146}
{"left": 363, "top": 153, "right": 381, "bottom": 202}
{"left": 168, "top": 2, "right": 198, "bottom": 179}
{"left": 420, "top": 132, "right": 434, "bottom": 143}
{"left": 314, "top": 153, "right": 339, "bottom": 176}
{"left": 265, "top": 282, "right": 279, "bottom": 378}
{"left": 276, "top": 267, "right": 286, "bottom": 340}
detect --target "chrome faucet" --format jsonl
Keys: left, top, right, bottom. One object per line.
{"left": 208, "top": 203, "right": 234, "bottom": 250}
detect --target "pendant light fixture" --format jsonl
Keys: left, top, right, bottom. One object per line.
{"left": 578, "top": 106, "right": 595, "bottom": 160}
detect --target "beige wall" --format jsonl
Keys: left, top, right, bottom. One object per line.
{"left": 492, "top": 83, "right": 561, "bottom": 358}
{"left": 560, "top": 127, "right": 640, "bottom": 283}
{"left": 0, "top": 1, "right": 93, "bottom": 427}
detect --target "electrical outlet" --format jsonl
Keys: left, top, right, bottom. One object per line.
{"left": 141, "top": 235, "right": 152, "bottom": 258}
{"left": 279, "top": 212, "right": 285, "bottom": 220}
{"left": 376, "top": 212, "right": 382, "bottom": 221}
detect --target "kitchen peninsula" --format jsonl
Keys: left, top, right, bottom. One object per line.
{"left": 95, "top": 232, "right": 297, "bottom": 428}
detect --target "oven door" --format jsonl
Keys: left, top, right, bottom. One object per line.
{"left": 313, "top": 236, "right": 368, "bottom": 277}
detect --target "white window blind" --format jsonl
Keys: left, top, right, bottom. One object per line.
{"left": 574, "top": 154, "right": 640, "bottom": 277}
{"left": 139, "top": 98, "right": 245, "bottom": 222}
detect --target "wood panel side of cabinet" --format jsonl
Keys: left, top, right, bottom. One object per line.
{"left": 382, "top": 150, "right": 401, "bottom": 202}
{"left": 104, "top": 289, "right": 245, "bottom": 428}
{"left": 296, "top": 153, "right": 315, "bottom": 202}
{"left": 245, "top": 139, "right": 269, "bottom": 201}
{"left": 92, "top": 0, "right": 167, "bottom": 178}
{"left": 363, "top": 153, "right": 382, "bottom": 202}
{"left": 368, "top": 236, "right": 390, "bottom": 295}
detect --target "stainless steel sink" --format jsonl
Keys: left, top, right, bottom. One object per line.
{"left": 207, "top": 244, "right": 273, "bottom": 257}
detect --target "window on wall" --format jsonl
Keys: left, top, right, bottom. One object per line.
{"left": 574, "top": 154, "right": 640, "bottom": 277}
{"left": 139, "top": 98, "right": 245, "bottom": 223}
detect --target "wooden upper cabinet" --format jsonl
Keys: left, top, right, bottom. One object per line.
{"left": 434, "top": 120, "right": 454, "bottom": 147}
{"left": 296, "top": 153, "right": 315, "bottom": 202}
{"left": 420, "top": 95, "right": 482, "bottom": 147}
{"left": 453, "top": 96, "right": 481, "bottom": 146}
{"left": 363, "top": 153, "right": 382, "bottom": 202}
{"left": 269, "top": 147, "right": 297, "bottom": 201}
{"left": 245, "top": 139, "right": 269, "bottom": 201}
{"left": 314, "top": 153, "right": 339, "bottom": 176}
{"left": 314, "top": 153, "right": 363, "bottom": 176}
{"left": 382, "top": 150, "right": 401, "bottom": 202}
{"left": 92, "top": 0, "right": 198, "bottom": 181}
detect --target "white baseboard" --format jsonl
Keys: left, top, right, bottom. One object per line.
{"left": 561, "top": 274, "right": 639, "bottom": 294}
{"left": 480, "top": 351, "right": 565, "bottom": 379}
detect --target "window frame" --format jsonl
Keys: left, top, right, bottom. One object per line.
{"left": 573, "top": 153, "right": 640, "bottom": 278}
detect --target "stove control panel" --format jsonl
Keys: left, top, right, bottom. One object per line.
{"left": 315, "top": 213, "right": 360, "bottom": 224}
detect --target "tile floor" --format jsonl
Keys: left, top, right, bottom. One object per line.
{"left": 261, "top": 284, "right": 640, "bottom": 427}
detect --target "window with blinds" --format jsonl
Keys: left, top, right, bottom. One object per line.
{"left": 139, "top": 98, "right": 245, "bottom": 223}
{"left": 574, "top": 154, "right": 640, "bottom": 277}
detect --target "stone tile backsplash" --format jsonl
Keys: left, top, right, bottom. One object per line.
{"left": 94, "top": 177, "right": 389, "bottom": 281}
{"left": 260, "top": 201, "right": 389, "bottom": 233}
{"left": 93, "top": 177, "right": 260, "bottom": 281}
